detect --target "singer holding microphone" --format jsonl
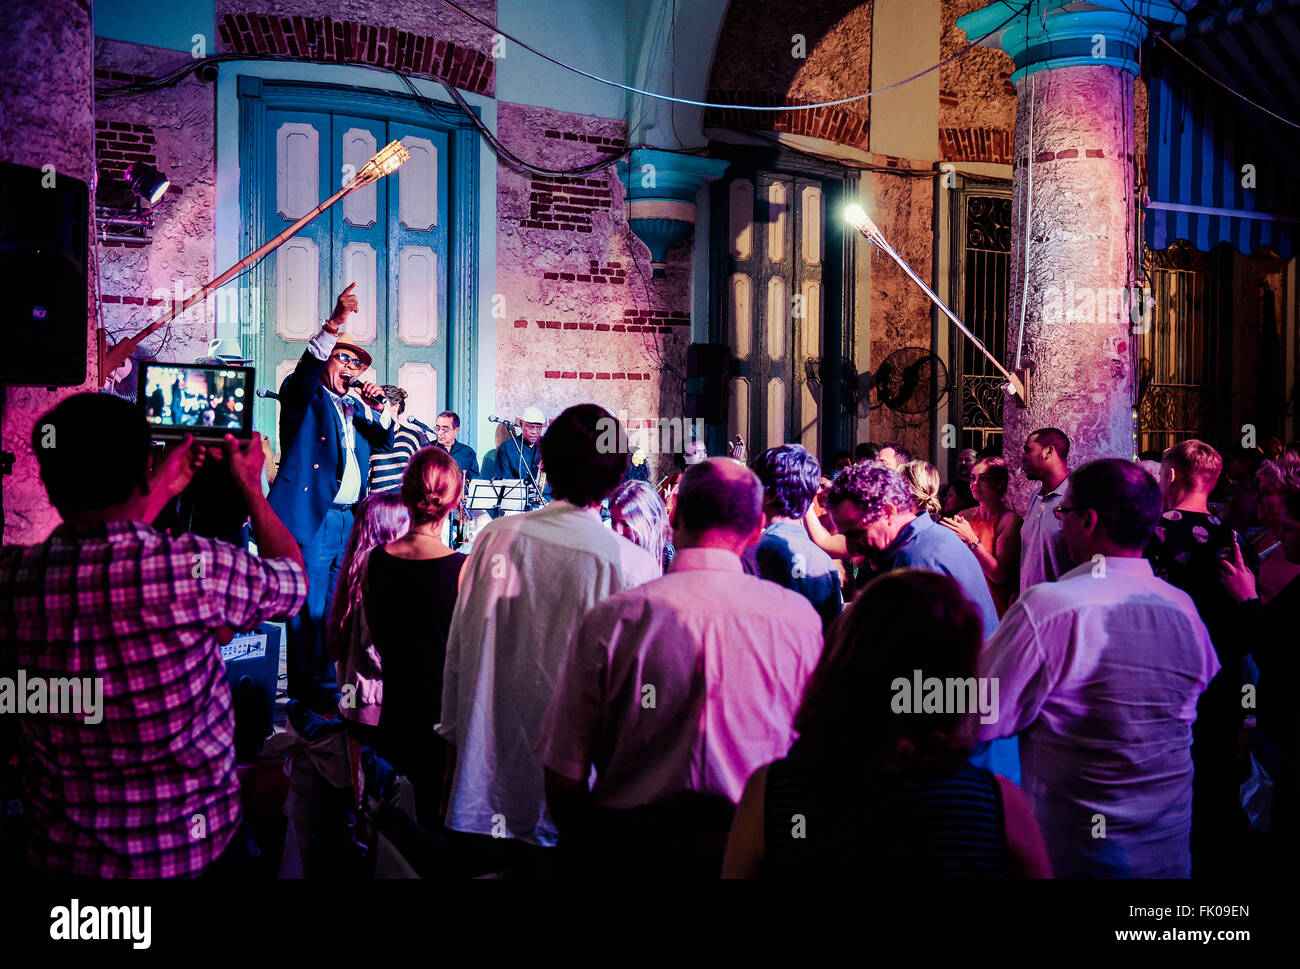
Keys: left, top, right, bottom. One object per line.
{"left": 268, "top": 282, "right": 395, "bottom": 714}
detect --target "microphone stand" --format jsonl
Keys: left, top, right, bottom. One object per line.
{"left": 508, "top": 427, "right": 544, "bottom": 507}
{"left": 846, "top": 209, "right": 1028, "bottom": 406}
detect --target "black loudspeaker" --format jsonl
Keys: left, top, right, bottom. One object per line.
{"left": 685, "top": 343, "right": 731, "bottom": 425}
{"left": 0, "top": 162, "right": 90, "bottom": 386}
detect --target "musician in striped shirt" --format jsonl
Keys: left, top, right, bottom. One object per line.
{"left": 368, "top": 385, "right": 436, "bottom": 494}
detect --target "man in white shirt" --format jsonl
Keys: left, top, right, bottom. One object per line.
{"left": 979, "top": 459, "right": 1218, "bottom": 877}
{"left": 268, "top": 282, "right": 393, "bottom": 712}
{"left": 1018, "top": 427, "right": 1075, "bottom": 593}
{"left": 438, "top": 404, "right": 659, "bottom": 871}
{"left": 540, "top": 458, "right": 823, "bottom": 873}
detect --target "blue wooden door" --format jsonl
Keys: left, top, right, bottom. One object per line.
{"left": 257, "top": 106, "right": 450, "bottom": 456}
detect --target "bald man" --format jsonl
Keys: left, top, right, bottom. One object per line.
{"left": 540, "top": 458, "right": 823, "bottom": 874}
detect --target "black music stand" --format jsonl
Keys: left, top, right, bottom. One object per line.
{"left": 467, "top": 478, "right": 528, "bottom": 517}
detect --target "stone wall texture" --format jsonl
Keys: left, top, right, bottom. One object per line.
{"left": 0, "top": 0, "right": 96, "bottom": 545}
{"left": 495, "top": 102, "right": 692, "bottom": 483}
{"left": 705, "top": 0, "right": 872, "bottom": 150}
{"left": 95, "top": 39, "right": 217, "bottom": 366}
{"left": 865, "top": 170, "right": 936, "bottom": 462}
{"left": 940, "top": 0, "right": 1015, "bottom": 163}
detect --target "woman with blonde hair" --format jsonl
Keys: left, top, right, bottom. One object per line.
{"left": 364, "top": 445, "right": 467, "bottom": 825}
{"left": 900, "top": 460, "right": 943, "bottom": 519}
{"left": 609, "top": 479, "right": 672, "bottom": 573}
{"left": 940, "top": 456, "right": 1022, "bottom": 617}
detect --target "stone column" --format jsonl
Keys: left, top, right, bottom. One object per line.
{"left": 0, "top": 0, "right": 97, "bottom": 544}
{"left": 958, "top": 0, "right": 1188, "bottom": 506}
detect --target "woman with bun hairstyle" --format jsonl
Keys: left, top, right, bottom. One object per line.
{"left": 364, "top": 445, "right": 467, "bottom": 826}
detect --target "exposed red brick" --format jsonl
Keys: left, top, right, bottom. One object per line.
{"left": 1086, "top": 148, "right": 1105, "bottom": 158}
{"left": 1055, "top": 148, "right": 1078, "bottom": 160}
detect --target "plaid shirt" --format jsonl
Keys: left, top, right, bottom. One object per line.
{"left": 0, "top": 521, "right": 307, "bottom": 877}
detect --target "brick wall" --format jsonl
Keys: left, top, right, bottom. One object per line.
{"left": 704, "top": 92, "right": 869, "bottom": 151}
{"left": 940, "top": 0, "right": 1016, "bottom": 163}
{"left": 938, "top": 125, "right": 1013, "bottom": 165}
{"left": 216, "top": 13, "right": 494, "bottom": 95}
{"left": 215, "top": 1, "right": 498, "bottom": 96}
{"left": 496, "top": 102, "right": 692, "bottom": 480}
{"left": 705, "top": 0, "right": 871, "bottom": 148}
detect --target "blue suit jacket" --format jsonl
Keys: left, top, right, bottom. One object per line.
{"left": 268, "top": 349, "right": 394, "bottom": 543}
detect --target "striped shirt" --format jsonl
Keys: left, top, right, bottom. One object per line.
{"left": 0, "top": 521, "right": 307, "bottom": 877}
{"left": 369, "top": 421, "right": 433, "bottom": 493}
{"left": 762, "top": 755, "right": 1009, "bottom": 877}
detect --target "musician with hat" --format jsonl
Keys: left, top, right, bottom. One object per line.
{"left": 268, "top": 282, "right": 394, "bottom": 713}
{"left": 497, "top": 404, "right": 550, "bottom": 505}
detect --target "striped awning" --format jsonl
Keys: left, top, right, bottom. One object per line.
{"left": 1145, "top": 0, "right": 1300, "bottom": 258}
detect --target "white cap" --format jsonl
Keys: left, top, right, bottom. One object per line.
{"left": 521, "top": 405, "right": 545, "bottom": 425}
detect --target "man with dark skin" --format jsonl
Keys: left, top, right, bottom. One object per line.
{"left": 1018, "top": 427, "right": 1074, "bottom": 593}
{"left": 268, "top": 282, "right": 394, "bottom": 712}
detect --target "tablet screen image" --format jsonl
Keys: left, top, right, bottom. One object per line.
{"left": 139, "top": 362, "right": 254, "bottom": 440}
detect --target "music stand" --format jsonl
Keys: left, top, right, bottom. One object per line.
{"left": 467, "top": 478, "right": 528, "bottom": 516}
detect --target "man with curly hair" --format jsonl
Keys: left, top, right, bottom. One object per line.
{"left": 745, "top": 445, "right": 842, "bottom": 629}
{"left": 825, "top": 461, "right": 997, "bottom": 636}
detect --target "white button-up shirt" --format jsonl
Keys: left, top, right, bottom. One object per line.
{"left": 540, "top": 546, "right": 823, "bottom": 809}
{"left": 437, "top": 500, "right": 661, "bottom": 846}
{"left": 306, "top": 327, "right": 390, "bottom": 506}
{"left": 978, "top": 557, "right": 1218, "bottom": 877}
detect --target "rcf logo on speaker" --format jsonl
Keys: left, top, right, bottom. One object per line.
{"left": 31, "top": 304, "right": 47, "bottom": 320}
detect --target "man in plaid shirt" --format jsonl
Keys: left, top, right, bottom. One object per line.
{"left": 0, "top": 393, "right": 307, "bottom": 877}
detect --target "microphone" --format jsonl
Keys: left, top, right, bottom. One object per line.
{"left": 488, "top": 415, "right": 521, "bottom": 434}
{"left": 346, "top": 376, "right": 386, "bottom": 404}
{"left": 255, "top": 388, "right": 280, "bottom": 400}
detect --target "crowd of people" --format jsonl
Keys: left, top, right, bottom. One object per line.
{"left": 3, "top": 293, "right": 1299, "bottom": 879}
{"left": 4, "top": 379, "right": 1299, "bottom": 879}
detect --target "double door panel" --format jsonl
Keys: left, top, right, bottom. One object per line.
{"left": 261, "top": 110, "right": 449, "bottom": 454}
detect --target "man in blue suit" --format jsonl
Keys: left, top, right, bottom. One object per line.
{"left": 268, "top": 282, "right": 394, "bottom": 713}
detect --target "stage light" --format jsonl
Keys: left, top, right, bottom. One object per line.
{"left": 844, "top": 203, "right": 868, "bottom": 230}
{"left": 125, "top": 163, "right": 170, "bottom": 205}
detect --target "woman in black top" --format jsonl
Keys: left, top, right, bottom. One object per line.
{"left": 364, "top": 445, "right": 466, "bottom": 828}
{"left": 722, "top": 569, "right": 1050, "bottom": 878}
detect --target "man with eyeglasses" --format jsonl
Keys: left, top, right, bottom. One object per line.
{"left": 268, "top": 281, "right": 394, "bottom": 713}
{"left": 434, "top": 410, "right": 479, "bottom": 483}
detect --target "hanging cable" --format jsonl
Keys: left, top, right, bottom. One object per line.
{"left": 433, "top": 0, "right": 1032, "bottom": 112}
{"left": 1013, "top": 72, "right": 1033, "bottom": 373}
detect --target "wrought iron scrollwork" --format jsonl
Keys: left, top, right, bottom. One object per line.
{"left": 966, "top": 196, "right": 1012, "bottom": 252}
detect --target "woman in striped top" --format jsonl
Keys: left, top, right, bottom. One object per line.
{"left": 722, "top": 569, "right": 1050, "bottom": 878}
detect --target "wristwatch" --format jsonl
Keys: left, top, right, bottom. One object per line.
{"left": 968, "top": 539, "right": 982, "bottom": 550}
